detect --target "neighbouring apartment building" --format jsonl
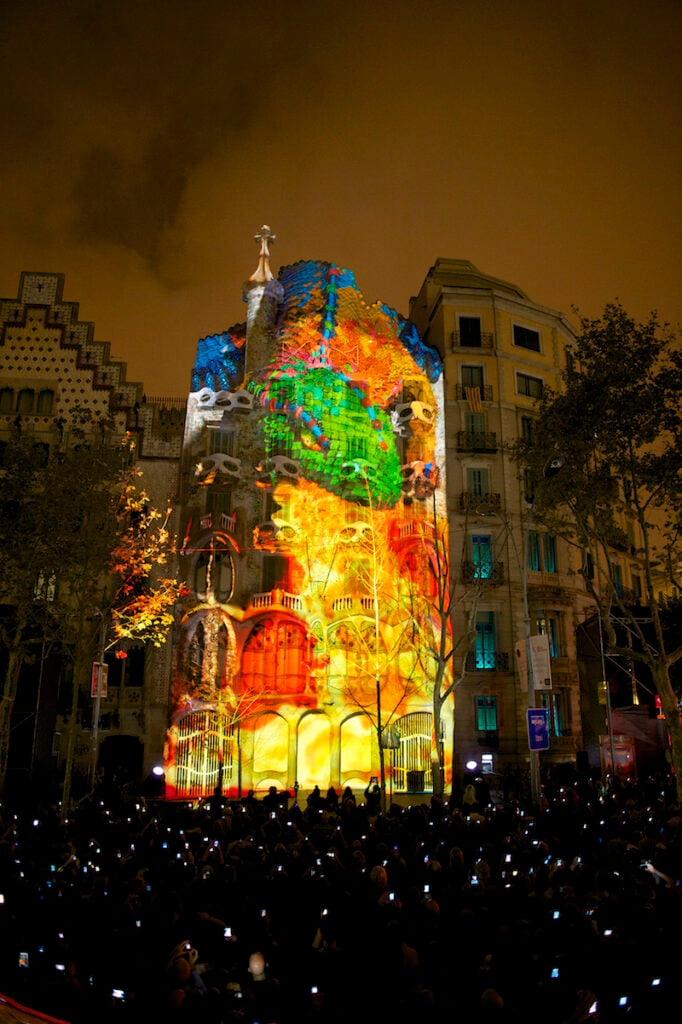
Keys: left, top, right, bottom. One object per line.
{"left": 0, "top": 272, "right": 183, "bottom": 796}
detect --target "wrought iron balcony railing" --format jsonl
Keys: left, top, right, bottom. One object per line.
{"left": 461, "top": 560, "right": 505, "bottom": 585}
{"left": 456, "top": 430, "right": 497, "bottom": 452}
{"left": 451, "top": 331, "right": 495, "bottom": 350}
{"left": 459, "top": 491, "right": 501, "bottom": 511}
{"left": 465, "top": 651, "right": 511, "bottom": 672}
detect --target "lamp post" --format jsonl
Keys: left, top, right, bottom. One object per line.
{"left": 90, "top": 614, "right": 108, "bottom": 791}
{"left": 520, "top": 454, "right": 566, "bottom": 807}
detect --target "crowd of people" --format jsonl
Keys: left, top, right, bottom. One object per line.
{"left": 0, "top": 768, "right": 679, "bottom": 1023}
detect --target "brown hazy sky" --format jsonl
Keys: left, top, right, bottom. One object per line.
{"left": 1, "top": 0, "right": 680, "bottom": 397}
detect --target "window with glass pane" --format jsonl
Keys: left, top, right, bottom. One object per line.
{"left": 459, "top": 317, "right": 482, "bottom": 346}
{"left": 539, "top": 690, "right": 568, "bottom": 736}
{"left": 536, "top": 615, "right": 560, "bottom": 658}
{"left": 475, "top": 695, "right": 498, "bottom": 730}
{"left": 263, "top": 554, "right": 290, "bottom": 592}
{"left": 466, "top": 467, "right": 489, "bottom": 497}
{"left": 513, "top": 324, "right": 541, "bottom": 351}
{"left": 465, "top": 412, "right": 486, "bottom": 433}
{"left": 517, "top": 373, "right": 543, "bottom": 398}
{"left": 471, "top": 535, "right": 492, "bottom": 578}
{"left": 475, "top": 612, "right": 496, "bottom": 669}
{"left": 527, "top": 531, "right": 540, "bottom": 571}
{"left": 543, "top": 534, "right": 557, "bottom": 573}
{"left": 461, "top": 365, "right": 484, "bottom": 388}
{"left": 521, "top": 416, "right": 534, "bottom": 442}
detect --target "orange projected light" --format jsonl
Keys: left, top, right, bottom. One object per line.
{"left": 167, "top": 261, "right": 450, "bottom": 800}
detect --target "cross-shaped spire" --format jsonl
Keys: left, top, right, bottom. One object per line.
{"left": 249, "top": 224, "right": 276, "bottom": 282}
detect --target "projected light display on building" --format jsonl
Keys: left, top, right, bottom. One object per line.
{"left": 165, "top": 229, "right": 450, "bottom": 799}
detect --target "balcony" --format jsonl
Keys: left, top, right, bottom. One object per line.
{"left": 451, "top": 331, "right": 494, "bottom": 350}
{"left": 459, "top": 491, "right": 501, "bottom": 511}
{"left": 457, "top": 430, "right": 497, "bottom": 452}
{"left": 466, "top": 651, "right": 511, "bottom": 672}
{"left": 454, "top": 384, "right": 493, "bottom": 402}
{"left": 251, "top": 589, "right": 303, "bottom": 612}
{"left": 461, "top": 560, "right": 505, "bottom": 585}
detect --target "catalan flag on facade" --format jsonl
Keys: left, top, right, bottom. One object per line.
{"left": 465, "top": 385, "right": 482, "bottom": 412}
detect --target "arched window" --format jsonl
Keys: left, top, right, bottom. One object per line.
{"left": 0, "top": 388, "right": 14, "bottom": 412}
{"left": 194, "top": 549, "right": 234, "bottom": 602}
{"left": 37, "top": 389, "right": 55, "bottom": 414}
{"left": 17, "top": 388, "right": 35, "bottom": 414}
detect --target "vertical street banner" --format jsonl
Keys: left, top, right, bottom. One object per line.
{"left": 527, "top": 708, "right": 550, "bottom": 751}
{"left": 529, "top": 634, "right": 552, "bottom": 689}
{"left": 91, "top": 661, "right": 108, "bottom": 698}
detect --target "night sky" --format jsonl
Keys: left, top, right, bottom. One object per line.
{"left": 1, "top": 0, "right": 680, "bottom": 397}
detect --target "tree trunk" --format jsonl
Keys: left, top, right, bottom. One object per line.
{"left": 0, "top": 644, "right": 24, "bottom": 798}
{"left": 61, "top": 648, "right": 91, "bottom": 816}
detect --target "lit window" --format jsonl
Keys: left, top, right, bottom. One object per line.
{"left": 543, "top": 534, "right": 557, "bottom": 573}
{"left": 475, "top": 695, "right": 498, "bottom": 731}
{"left": 536, "top": 614, "right": 562, "bottom": 658}
{"left": 471, "top": 535, "right": 493, "bottom": 579}
{"left": 527, "top": 531, "right": 540, "bottom": 571}
{"left": 475, "top": 613, "right": 496, "bottom": 669}
{"left": 539, "top": 689, "right": 570, "bottom": 737}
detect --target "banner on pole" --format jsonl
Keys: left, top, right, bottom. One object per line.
{"left": 91, "top": 662, "right": 108, "bottom": 698}
{"left": 529, "top": 634, "right": 552, "bottom": 689}
{"left": 527, "top": 708, "right": 550, "bottom": 751}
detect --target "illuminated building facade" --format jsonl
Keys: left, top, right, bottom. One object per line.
{"left": 166, "top": 233, "right": 450, "bottom": 799}
{"left": 0, "top": 272, "right": 183, "bottom": 793}
{"left": 408, "top": 259, "right": 594, "bottom": 782}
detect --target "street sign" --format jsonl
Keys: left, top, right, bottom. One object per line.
{"left": 527, "top": 708, "right": 550, "bottom": 751}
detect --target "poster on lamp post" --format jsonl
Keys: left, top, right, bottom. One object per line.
{"left": 91, "top": 661, "right": 108, "bottom": 698}
{"left": 515, "top": 634, "right": 552, "bottom": 689}
{"left": 529, "top": 634, "right": 552, "bottom": 689}
{"left": 527, "top": 708, "right": 550, "bottom": 751}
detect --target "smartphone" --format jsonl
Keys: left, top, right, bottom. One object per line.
{"left": 18, "top": 952, "right": 29, "bottom": 968}
{"left": 588, "top": 1001, "right": 598, "bottom": 1016}
{"left": 112, "top": 989, "right": 126, "bottom": 1001}
{"left": 388, "top": 892, "right": 395, "bottom": 902}
{"left": 551, "top": 967, "right": 560, "bottom": 979}
{"left": 224, "top": 927, "right": 232, "bottom": 939}
{"left": 311, "top": 986, "right": 319, "bottom": 994}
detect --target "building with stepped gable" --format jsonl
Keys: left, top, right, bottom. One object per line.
{"left": 0, "top": 271, "right": 183, "bottom": 797}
